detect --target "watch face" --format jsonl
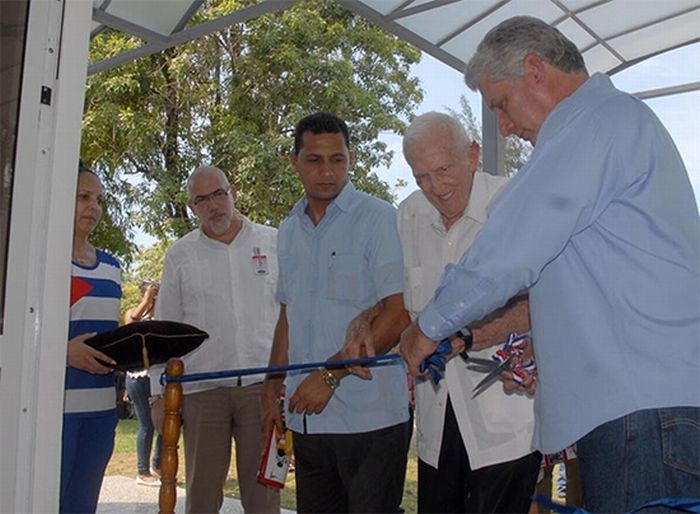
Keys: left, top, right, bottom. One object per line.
{"left": 320, "top": 368, "right": 339, "bottom": 390}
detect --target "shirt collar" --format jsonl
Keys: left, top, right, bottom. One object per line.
{"left": 195, "top": 214, "right": 250, "bottom": 247}
{"left": 539, "top": 72, "right": 610, "bottom": 144}
{"left": 425, "top": 172, "right": 492, "bottom": 233}
{"left": 290, "top": 181, "right": 358, "bottom": 219}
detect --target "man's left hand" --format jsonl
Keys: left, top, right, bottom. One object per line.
{"left": 500, "top": 336, "right": 537, "bottom": 395}
{"left": 399, "top": 320, "right": 439, "bottom": 376}
{"left": 288, "top": 372, "right": 334, "bottom": 415}
{"left": 339, "top": 314, "right": 375, "bottom": 379}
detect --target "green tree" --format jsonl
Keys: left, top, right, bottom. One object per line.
{"left": 82, "top": 0, "right": 423, "bottom": 256}
{"left": 448, "top": 95, "right": 532, "bottom": 176}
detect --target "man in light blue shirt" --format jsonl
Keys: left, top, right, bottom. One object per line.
{"left": 399, "top": 16, "right": 700, "bottom": 512}
{"left": 262, "top": 112, "right": 411, "bottom": 513}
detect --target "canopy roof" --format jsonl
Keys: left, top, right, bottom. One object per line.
{"left": 89, "top": 0, "right": 700, "bottom": 96}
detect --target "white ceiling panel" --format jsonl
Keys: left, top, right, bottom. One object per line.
{"left": 608, "top": 8, "right": 700, "bottom": 62}
{"left": 87, "top": 0, "right": 700, "bottom": 98}
{"left": 359, "top": 0, "right": 407, "bottom": 16}
{"left": 102, "top": 0, "right": 196, "bottom": 36}
{"left": 558, "top": 0, "right": 610, "bottom": 13}
{"left": 577, "top": 0, "right": 699, "bottom": 39}
{"left": 555, "top": 16, "right": 597, "bottom": 50}
{"left": 441, "top": 0, "right": 565, "bottom": 60}
{"left": 398, "top": 1, "right": 494, "bottom": 44}
{"left": 582, "top": 43, "right": 622, "bottom": 74}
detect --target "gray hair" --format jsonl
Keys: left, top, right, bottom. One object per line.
{"left": 464, "top": 16, "right": 586, "bottom": 90}
{"left": 186, "top": 166, "right": 230, "bottom": 199}
{"left": 403, "top": 112, "right": 471, "bottom": 157}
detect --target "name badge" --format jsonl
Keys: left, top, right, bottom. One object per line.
{"left": 252, "top": 246, "right": 269, "bottom": 275}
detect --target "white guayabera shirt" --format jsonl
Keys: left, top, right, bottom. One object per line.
{"left": 398, "top": 172, "right": 536, "bottom": 470}
{"left": 152, "top": 217, "right": 279, "bottom": 395}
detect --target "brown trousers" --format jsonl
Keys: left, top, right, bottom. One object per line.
{"left": 182, "top": 384, "right": 280, "bottom": 514}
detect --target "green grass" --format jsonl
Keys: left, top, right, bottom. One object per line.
{"left": 107, "top": 419, "right": 418, "bottom": 512}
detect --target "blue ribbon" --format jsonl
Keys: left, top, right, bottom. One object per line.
{"left": 533, "top": 494, "right": 700, "bottom": 514}
{"left": 160, "top": 353, "right": 402, "bottom": 385}
{"left": 419, "top": 337, "right": 452, "bottom": 385}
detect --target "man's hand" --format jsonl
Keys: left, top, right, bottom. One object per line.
{"left": 67, "top": 332, "right": 115, "bottom": 374}
{"left": 399, "top": 320, "right": 439, "bottom": 376}
{"left": 340, "top": 312, "right": 375, "bottom": 379}
{"left": 500, "top": 336, "right": 537, "bottom": 395}
{"left": 447, "top": 336, "right": 466, "bottom": 360}
{"left": 261, "top": 382, "right": 284, "bottom": 452}
{"left": 288, "top": 371, "right": 335, "bottom": 415}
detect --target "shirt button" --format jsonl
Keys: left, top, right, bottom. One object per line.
{"left": 447, "top": 240, "right": 453, "bottom": 246}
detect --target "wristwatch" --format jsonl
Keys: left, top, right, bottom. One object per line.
{"left": 457, "top": 325, "right": 474, "bottom": 362}
{"left": 319, "top": 367, "right": 340, "bottom": 391}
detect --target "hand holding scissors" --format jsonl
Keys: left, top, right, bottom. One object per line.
{"left": 466, "top": 332, "right": 536, "bottom": 397}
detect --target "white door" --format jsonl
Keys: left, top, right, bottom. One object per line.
{"left": 0, "top": 0, "right": 92, "bottom": 512}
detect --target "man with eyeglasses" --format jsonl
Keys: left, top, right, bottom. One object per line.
{"left": 151, "top": 166, "right": 280, "bottom": 514}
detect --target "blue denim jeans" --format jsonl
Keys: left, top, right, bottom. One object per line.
{"left": 125, "top": 374, "right": 162, "bottom": 475}
{"left": 577, "top": 407, "right": 700, "bottom": 513}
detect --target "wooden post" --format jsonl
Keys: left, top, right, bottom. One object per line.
{"left": 159, "top": 358, "right": 183, "bottom": 514}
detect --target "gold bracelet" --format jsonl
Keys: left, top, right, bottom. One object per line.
{"left": 319, "top": 367, "right": 340, "bottom": 391}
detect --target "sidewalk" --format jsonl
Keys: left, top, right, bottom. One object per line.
{"left": 97, "top": 476, "right": 295, "bottom": 514}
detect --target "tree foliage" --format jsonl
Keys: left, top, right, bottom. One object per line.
{"left": 448, "top": 95, "right": 532, "bottom": 176}
{"left": 82, "top": 0, "right": 423, "bottom": 260}
{"left": 119, "top": 240, "right": 170, "bottom": 320}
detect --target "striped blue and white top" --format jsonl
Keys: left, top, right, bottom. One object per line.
{"left": 64, "top": 249, "right": 122, "bottom": 417}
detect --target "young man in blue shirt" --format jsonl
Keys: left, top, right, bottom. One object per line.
{"left": 263, "top": 112, "right": 411, "bottom": 513}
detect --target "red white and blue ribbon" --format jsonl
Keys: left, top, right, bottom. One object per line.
{"left": 419, "top": 331, "right": 537, "bottom": 386}
{"left": 494, "top": 332, "right": 537, "bottom": 385}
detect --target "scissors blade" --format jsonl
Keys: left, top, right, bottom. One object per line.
{"left": 471, "top": 354, "right": 514, "bottom": 397}
{"left": 466, "top": 363, "right": 497, "bottom": 374}
{"left": 467, "top": 357, "right": 500, "bottom": 368}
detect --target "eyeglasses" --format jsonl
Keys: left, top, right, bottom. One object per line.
{"left": 191, "top": 186, "right": 231, "bottom": 206}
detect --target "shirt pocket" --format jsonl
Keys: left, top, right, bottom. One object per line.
{"left": 326, "top": 254, "right": 368, "bottom": 303}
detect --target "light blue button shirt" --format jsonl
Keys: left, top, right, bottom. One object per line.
{"left": 419, "top": 73, "right": 700, "bottom": 453}
{"left": 278, "top": 182, "right": 409, "bottom": 434}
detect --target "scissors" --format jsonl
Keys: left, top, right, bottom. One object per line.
{"left": 465, "top": 352, "right": 516, "bottom": 398}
